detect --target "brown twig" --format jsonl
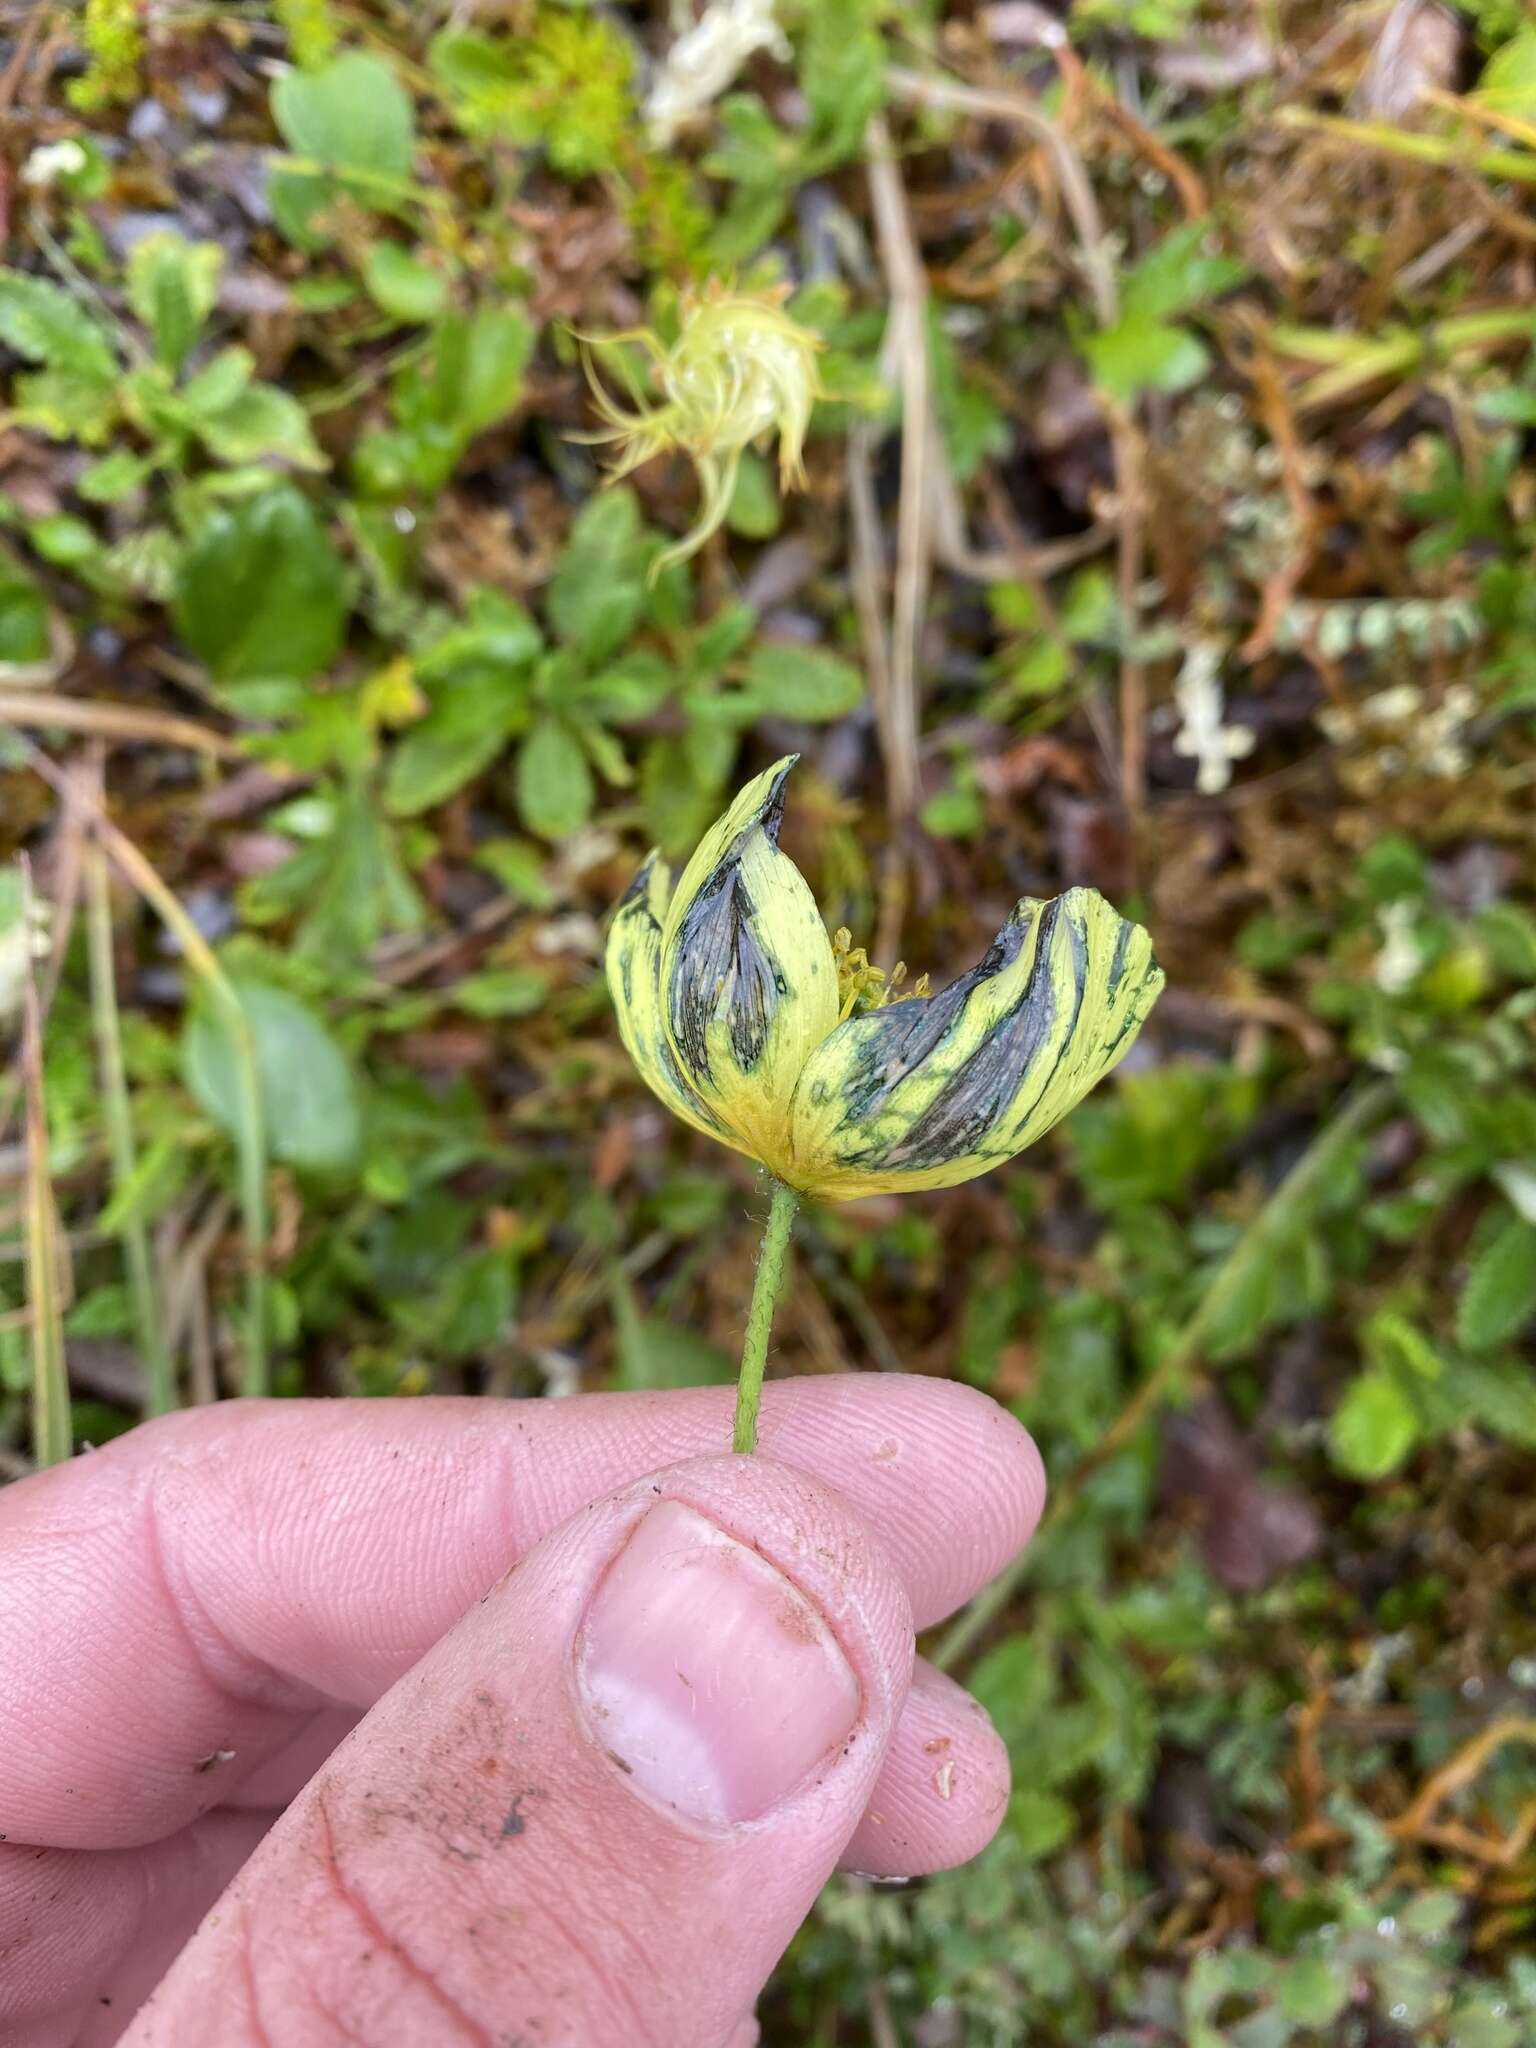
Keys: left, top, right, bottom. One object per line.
{"left": 1107, "top": 409, "right": 1145, "bottom": 819}
{"left": 882, "top": 66, "right": 1146, "bottom": 814}
{"left": 885, "top": 66, "right": 1118, "bottom": 327}
{"left": 1056, "top": 43, "right": 1209, "bottom": 219}
{"left": 1235, "top": 331, "right": 1319, "bottom": 663}
{"left": 0, "top": 689, "right": 240, "bottom": 758}
{"left": 863, "top": 114, "right": 929, "bottom": 846}
{"left": 1388, "top": 1716, "right": 1536, "bottom": 1849}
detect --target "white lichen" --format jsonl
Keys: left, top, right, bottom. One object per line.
{"left": 1172, "top": 640, "right": 1256, "bottom": 795}
{"left": 22, "top": 139, "right": 88, "bottom": 188}
{"left": 645, "top": 0, "right": 789, "bottom": 145}
{"left": 1319, "top": 681, "right": 1477, "bottom": 780}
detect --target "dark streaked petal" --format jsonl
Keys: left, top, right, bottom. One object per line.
{"left": 605, "top": 852, "right": 746, "bottom": 1152}
{"left": 658, "top": 756, "right": 836, "bottom": 1173}
{"left": 787, "top": 887, "right": 1163, "bottom": 1199}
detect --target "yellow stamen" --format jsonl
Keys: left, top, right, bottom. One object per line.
{"left": 832, "top": 926, "right": 930, "bottom": 1020}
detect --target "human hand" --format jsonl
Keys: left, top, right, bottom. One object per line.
{"left": 1, "top": 1378, "right": 1042, "bottom": 2047}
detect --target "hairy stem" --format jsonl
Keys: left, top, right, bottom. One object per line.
{"left": 733, "top": 1182, "right": 799, "bottom": 1455}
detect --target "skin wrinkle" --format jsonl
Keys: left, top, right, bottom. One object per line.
{"left": 0, "top": 1843, "right": 136, "bottom": 2027}
{"left": 533, "top": 1891, "right": 662, "bottom": 2048}
{"left": 522, "top": 1844, "right": 662, "bottom": 2048}
{"left": 237, "top": 1902, "right": 277, "bottom": 2048}
{"left": 303, "top": 1981, "right": 370, "bottom": 2048}
{"left": 312, "top": 1794, "right": 496, "bottom": 2048}
{"left": 145, "top": 1467, "right": 320, "bottom": 1719}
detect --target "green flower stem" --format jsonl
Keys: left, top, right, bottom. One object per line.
{"left": 733, "top": 1181, "right": 799, "bottom": 1455}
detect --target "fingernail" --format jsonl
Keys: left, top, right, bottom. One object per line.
{"left": 576, "top": 1500, "right": 861, "bottom": 1825}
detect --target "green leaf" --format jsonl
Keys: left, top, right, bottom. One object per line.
{"left": 455, "top": 967, "right": 549, "bottom": 1018}
{"left": 612, "top": 1314, "right": 734, "bottom": 1391}
{"left": 0, "top": 267, "right": 116, "bottom": 374}
{"left": 1329, "top": 1369, "right": 1419, "bottom": 1480}
{"left": 516, "top": 717, "right": 593, "bottom": 838}
{"left": 1476, "top": 25, "right": 1536, "bottom": 119}
{"left": 184, "top": 980, "right": 362, "bottom": 1176}
{"left": 1083, "top": 319, "right": 1210, "bottom": 402}
{"left": 920, "top": 775, "right": 984, "bottom": 839}
{"left": 726, "top": 448, "right": 782, "bottom": 538}
{"left": 1007, "top": 1787, "right": 1075, "bottom": 1861}
{"left": 415, "top": 588, "right": 543, "bottom": 678}
{"left": 125, "top": 231, "right": 222, "bottom": 373}
{"left": 1457, "top": 1211, "right": 1536, "bottom": 1350}
{"left": 77, "top": 448, "right": 156, "bottom": 503}
{"left": 800, "top": 0, "right": 887, "bottom": 168}
{"left": 174, "top": 487, "right": 348, "bottom": 684}
{"left": 432, "top": 305, "right": 535, "bottom": 440}
{"left": 640, "top": 735, "right": 722, "bottom": 856}
{"left": 97, "top": 1130, "right": 193, "bottom": 1233}
{"left": 1477, "top": 901, "right": 1536, "bottom": 980}
{"left": 736, "top": 642, "right": 865, "bottom": 721}
{"left": 1120, "top": 222, "right": 1246, "bottom": 323}
{"left": 1451, "top": 1354, "right": 1536, "bottom": 1449}
{"left": 578, "top": 721, "right": 632, "bottom": 788}
{"left": 271, "top": 50, "right": 414, "bottom": 179}
{"left": 178, "top": 344, "right": 254, "bottom": 417}
{"left": 65, "top": 1283, "right": 134, "bottom": 1338}
{"left": 0, "top": 268, "right": 119, "bottom": 441}
{"left": 546, "top": 488, "right": 649, "bottom": 662}
{"left": 1398, "top": 1891, "right": 1462, "bottom": 1939}
{"left": 1278, "top": 1955, "right": 1349, "bottom": 2027}
{"left": 0, "top": 551, "right": 53, "bottom": 669}
{"left": 364, "top": 306, "right": 535, "bottom": 493}
{"left": 383, "top": 669, "right": 529, "bottom": 815}
{"left": 190, "top": 369, "right": 326, "bottom": 470}
{"left": 568, "top": 649, "right": 674, "bottom": 722}
{"left": 687, "top": 601, "right": 758, "bottom": 676}
{"left": 472, "top": 837, "right": 556, "bottom": 909}
{"left": 363, "top": 242, "right": 448, "bottom": 323}
{"left": 245, "top": 773, "right": 424, "bottom": 966}
{"left": 1081, "top": 226, "right": 1244, "bottom": 402}
{"left": 270, "top": 51, "right": 416, "bottom": 246}
{"left": 428, "top": 30, "right": 529, "bottom": 139}
{"left": 970, "top": 1634, "right": 1056, "bottom": 1755}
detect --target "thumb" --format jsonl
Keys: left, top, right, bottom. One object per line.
{"left": 124, "top": 1454, "right": 914, "bottom": 2048}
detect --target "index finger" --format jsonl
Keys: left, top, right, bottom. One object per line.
{"left": 0, "top": 1376, "right": 1041, "bottom": 1851}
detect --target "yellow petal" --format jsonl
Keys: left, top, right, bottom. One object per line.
{"left": 605, "top": 851, "right": 753, "bottom": 1157}
{"left": 787, "top": 886, "right": 1163, "bottom": 1199}
{"left": 659, "top": 755, "right": 837, "bottom": 1174}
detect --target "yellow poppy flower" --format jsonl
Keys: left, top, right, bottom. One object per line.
{"left": 606, "top": 756, "right": 1164, "bottom": 1201}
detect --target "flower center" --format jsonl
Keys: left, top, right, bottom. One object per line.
{"left": 831, "top": 927, "right": 931, "bottom": 1023}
